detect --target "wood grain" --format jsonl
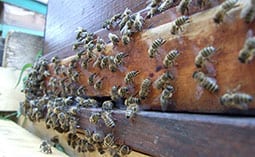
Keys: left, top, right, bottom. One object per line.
{"left": 44, "top": 0, "right": 255, "bottom": 114}
{"left": 78, "top": 109, "right": 255, "bottom": 157}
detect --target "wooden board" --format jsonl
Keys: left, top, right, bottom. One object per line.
{"left": 0, "top": 67, "right": 25, "bottom": 111}
{"left": 44, "top": 0, "right": 255, "bottom": 114}
{"left": 0, "top": 119, "right": 68, "bottom": 157}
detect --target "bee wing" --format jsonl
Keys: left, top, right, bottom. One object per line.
{"left": 204, "top": 62, "right": 217, "bottom": 77}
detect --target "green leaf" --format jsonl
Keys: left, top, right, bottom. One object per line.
{"left": 15, "top": 63, "right": 33, "bottom": 88}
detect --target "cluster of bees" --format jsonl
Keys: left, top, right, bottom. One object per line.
{"left": 19, "top": 0, "right": 255, "bottom": 156}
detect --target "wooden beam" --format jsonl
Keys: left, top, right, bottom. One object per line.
{"left": 78, "top": 109, "right": 255, "bottom": 157}
{"left": 44, "top": 0, "right": 255, "bottom": 114}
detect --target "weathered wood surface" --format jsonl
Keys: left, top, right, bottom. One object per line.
{"left": 0, "top": 67, "right": 24, "bottom": 111}
{"left": 18, "top": 116, "right": 149, "bottom": 157}
{"left": 44, "top": 0, "right": 255, "bottom": 114}
{"left": 0, "top": 119, "right": 68, "bottom": 157}
{"left": 78, "top": 109, "right": 255, "bottom": 157}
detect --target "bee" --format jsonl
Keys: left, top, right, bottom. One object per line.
{"left": 238, "top": 37, "right": 255, "bottom": 63}
{"left": 171, "top": 16, "right": 190, "bottom": 35}
{"left": 92, "top": 132, "right": 104, "bottom": 143}
{"left": 83, "top": 98, "right": 99, "bottom": 107}
{"left": 133, "top": 13, "right": 144, "bottom": 32}
{"left": 114, "top": 52, "right": 128, "bottom": 65}
{"left": 146, "top": 7, "right": 158, "bottom": 18}
{"left": 102, "top": 100, "right": 114, "bottom": 111}
{"left": 68, "top": 106, "right": 79, "bottom": 116}
{"left": 119, "top": 145, "right": 131, "bottom": 156}
{"left": 96, "top": 38, "right": 106, "bottom": 52}
{"left": 158, "top": 0, "right": 175, "bottom": 13}
{"left": 109, "top": 56, "right": 119, "bottom": 72}
{"left": 125, "top": 103, "right": 139, "bottom": 119}
{"left": 94, "top": 77, "right": 104, "bottom": 90}
{"left": 40, "top": 140, "right": 52, "bottom": 154}
{"left": 177, "top": 0, "right": 192, "bottom": 15}
{"left": 102, "top": 19, "right": 112, "bottom": 30}
{"left": 119, "top": 16, "right": 131, "bottom": 31}
{"left": 88, "top": 73, "right": 97, "bottom": 86}
{"left": 101, "top": 111, "right": 115, "bottom": 128}
{"left": 71, "top": 71, "right": 80, "bottom": 82}
{"left": 195, "top": 54, "right": 205, "bottom": 68}
{"left": 111, "top": 85, "right": 120, "bottom": 101}
{"left": 89, "top": 112, "right": 101, "bottom": 124}
{"left": 163, "top": 50, "right": 181, "bottom": 67}
{"left": 192, "top": 71, "right": 219, "bottom": 93}
{"left": 241, "top": 4, "right": 255, "bottom": 23}
{"left": 118, "top": 86, "right": 129, "bottom": 98}
{"left": 51, "top": 56, "right": 60, "bottom": 64}
{"left": 103, "top": 133, "right": 115, "bottom": 148}
{"left": 220, "top": 89, "right": 253, "bottom": 110}
{"left": 124, "top": 96, "right": 141, "bottom": 106}
{"left": 77, "top": 85, "right": 86, "bottom": 96}
{"left": 121, "top": 34, "right": 131, "bottom": 45}
{"left": 155, "top": 71, "right": 175, "bottom": 89}
{"left": 100, "top": 56, "right": 109, "bottom": 69}
{"left": 199, "top": 46, "right": 216, "bottom": 58}
{"left": 124, "top": 70, "right": 140, "bottom": 84}
{"left": 197, "top": 0, "right": 209, "bottom": 9}
{"left": 213, "top": 0, "right": 239, "bottom": 24}
{"left": 69, "top": 117, "right": 78, "bottom": 134}
{"left": 93, "top": 55, "right": 104, "bottom": 69}
{"left": 148, "top": 38, "right": 166, "bottom": 58}
{"left": 75, "top": 27, "right": 87, "bottom": 40}
{"left": 121, "top": 8, "right": 132, "bottom": 18}
{"left": 139, "top": 78, "right": 152, "bottom": 99}
{"left": 110, "top": 13, "right": 122, "bottom": 23}
{"left": 81, "top": 57, "right": 92, "bottom": 69}
{"left": 108, "top": 33, "right": 120, "bottom": 45}
{"left": 160, "top": 85, "right": 175, "bottom": 111}
{"left": 149, "top": 0, "right": 161, "bottom": 7}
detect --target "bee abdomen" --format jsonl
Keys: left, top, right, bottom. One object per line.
{"left": 152, "top": 38, "right": 166, "bottom": 49}
{"left": 234, "top": 93, "right": 253, "bottom": 104}
{"left": 199, "top": 46, "right": 216, "bottom": 58}
{"left": 202, "top": 80, "right": 219, "bottom": 93}
{"left": 175, "top": 16, "right": 190, "bottom": 26}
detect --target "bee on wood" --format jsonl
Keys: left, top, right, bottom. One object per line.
{"left": 160, "top": 85, "right": 175, "bottom": 111}
{"left": 133, "top": 13, "right": 144, "bottom": 32}
{"left": 197, "top": 0, "right": 209, "bottom": 9}
{"left": 119, "top": 16, "right": 131, "bottom": 31}
{"left": 148, "top": 38, "right": 166, "bottom": 58}
{"left": 192, "top": 71, "right": 219, "bottom": 93}
{"left": 149, "top": 0, "right": 162, "bottom": 7}
{"left": 51, "top": 56, "right": 60, "bottom": 64}
{"left": 124, "top": 70, "right": 140, "bottom": 84}
{"left": 102, "top": 100, "right": 114, "bottom": 111}
{"left": 75, "top": 27, "right": 87, "bottom": 40}
{"left": 68, "top": 106, "right": 79, "bottom": 116}
{"left": 124, "top": 96, "right": 141, "bottom": 106}
{"left": 101, "top": 111, "right": 115, "bottom": 128}
{"left": 121, "top": 34, "right": 131, "bottom": 45}
{"left": 102, "top": 19, "right": 112, "bottom": 30}
{"left": 194, "top": 54, "right": 205, "bottom": 68}
{"left": 88, "top": 73, "right": 97, "bottom": 86}
{"left": 146, "top": 7, "right": 158, "bottom": 18}
{"left": 177, "top": 0, "right": 192, "bottom": 15}
{"left": 110, "top": 85, "right": 120, "bottom": 101}
{"left": 163, "top": 50, "right": 181, "bottom": 67}
{"left": 220, "top": 86, "right": 253, "bottom": 110}
{"left": 194, "top": 46, "right": 217, "bottom": 68}
{"left": 158, "top": 0, "right": 175, "bottom": 12}
{"left": 118, "top": 86, "right": 129, "bottom": 98}
{"left": 92, "top": 132, "right": 105, "bottom": 143}
{"left": 96, "top": 38, "right": 106, "bottom": 52}
{"left": 139, "top": 78, "right": 152, "bottom": 99}
{"left": 89, "top": 112, "right": 101, "bottom": 124}
{"left": 77, "top": 85, "right": 86, "bottom": 96}
{"left": 108, "top": 56, "right": 119, "bottom": 72}
{"left": 100, "top": 56, "right": 109, "bottom": 69}
{"left": 93, "top": 55, "right": 104, "bottom": 69}
{"left": 71, "top": 71, "right": 80, "bottom": 82}
{"left": 40, "top": 140, "right": 52, "bottom": 154}
{"left": 241, "top": 3, "right": 255, "bottom": 23}
{"left": 111, "top": 13, "right": 122, "bottom": 23}
{"left": 171, "top": 15, "right": 190, "bottom": 35}
{"left": 69, "top": 117, "right": 78, "bottom": 134}
{"left": 155, "top": 71, "right": 175, "bottom": 89}
{"left": 108, "top": 33, "right": 120, "bottom": 45}
{"left": 94, "top": 77, "right": 104, "bottom": 90}
{"left": 125, "top": 103, "right": 139, "bottom": 119}
{"left": 213, "top": 0, "right": 239, "bottom": 24}
{"left": 238, "top": 37, "right": 255, "bottom": 63}
{"left": 103, "top": 133, "right": 115, "bottom": 148}
{"left": 114, "top": 52, "right": 128, "bottom": 65}
{"left": 119, "top": 145, "right": 131, "bottom": 156}
{"left": 81, "top": 57, "right": 92, "bottom": 70}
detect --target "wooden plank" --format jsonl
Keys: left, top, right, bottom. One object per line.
{"left": 0, "top": 67, "right": 24, "bottom": 111}
{"left": 78, "top": 109, "right": 255, "bottom": 157}
{"left": 18, "top": 116, "right": 150, "bottom": 157}
{"left": 0, "top": 119, "right": 68, "bottom": 157}
{"left": 44, "top": 0, "right": 255, "bottom": 114}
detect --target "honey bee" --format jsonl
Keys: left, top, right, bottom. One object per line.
{"left": 101, "top": 111, "right": 115, "bottom": 128}
{"left": 194, "top": 54, "right": 205, "bottom": 68}
{"left": 92, "top": 132, "right": 105, "bottom": 143}
{"left": 158, "top": 0, "right": 175, "bottom": 12}
{"left": 93, "top": 55, "right": 104, "bottom": 69}
{"left": 119, "top": 145, "right": 131, "bottom": 156}
{"left": 155, "top": 71, "right": 175, "bottom": 89}
{"left": 83, "top": 98, "right": 99, "bottom": 107}
{"left": 149, "top": 0, "right": 162, "bottom": 7}
{"left": 119, "top": 16, "right": 131, "bottom": 31}
{"left": 124, "top": 96, "right": 141, "bottom": 106}
{"left": 77, "top": 85, "right": 86, "bottom": 96}
{"left": 40, "top": 140, "right": 52, "bottom": 154}
{"left": 71, "top": 71, "right": 80, "bottom": 82}
{"left": 81, "top": 57, "right": 92, "bottom": 69}
{"left": 125, "top": 103, "right": 139, "bottom": 119}
{"left": 100, "top": 55, "right": 109, "bottom": 69}
{"left": 102, "top": 19, "right": 112, "bottom": 30}
{"left": 124, "top": 70, "right": 140, "bottom": 84}
{"left": 197, "top": 0, "right": 209, "bottom": 9}
{"left": 241, "top": 4, "right": 255, "bottom": 23}
{"left": 103, "top": 133, "right": 115, "bottom": 148}
{"left": 146, "top": 7, "right": 158, "bottom": 18}
{"left": 121, "top": 34, "right": 131, "bottom": 45}
{"left": 111, "top": 13, "right": 122, "bottom": 23}
{"left": 192, "top": 71, "right": 219, "bottom": 93}
{"left": 88, "top": 73, "right": 97, "bottom": 86}
{"left": 102, "top": 100, "right": 114, "bottom": 111}
{"left": 148, "top": 38, "right": 166, "bottom": 58}
{"left": 75, "top": 27, "right": 87, "bottom": 40}
{"left": 171, "top": 15, "right": 190, "bottom": 35}
{"left": 199, "top": 46, "right": 216, "bottom": 58}
{"left": 177, "top": 0, "right": 192, "bottom": 15}
{"left": 51, "top": 56, "right": 60, "bottom": 64}
{"left": 108, "top": 33, "right": 120, "bottom": 45}
{"left": 213, "top": 0, "right": 239, "bottom": 24}
{"left": 139, "top": 78, "right": 152, "bottom": 99}
{"left": 220, "top": 88, "right": 253, "bottom": 110}
{"left": 110, "top": 85, "right": 120, "bottom": 101}
{"left": 68, "top": 106, "right": 79, "bottom": 116}
{"left": 89, "top": 112, "right": 101, "bottom": 124}
{"left": 133, "top": 13, "right": 144, "bottom": 32}
{"left": 160, "top": 85, "right": 175, "bottom": 111}
{"left": 108, "top": 56, "right": 119, "bottom": 72}
{"left": 96, "top": 38, "right": 106, "bottom": 52}
{"left": 118, "top": 86, "right": 129, "bottom": 98}
{"left": 238, "top": 37, "right": 255, "bottom": 63}
{"left": 121, "top": 8, "right": 132, "bottom": 18}
{"left": 163, "top": 50, "right": 181, "bottom": 67}
{"left": 94, "top": 77, "right": 104, "bottom": 90}
{"left": 114, "top": 52, "right": 128, "bottom": 65}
